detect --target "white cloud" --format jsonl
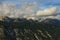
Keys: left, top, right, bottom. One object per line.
{"left": 36, "top": 7, "right": 57, "bottom": 16}
{"left": 0, "top": 3, "right": 16, "bottom": 17}
{"left": 19, "top": 2, "right": 38, "bottom": 16}
{"left": 0, "top": 2, "right": 38, "bottom": 18}
{"left": 35, "top": 6, "right": 60, "bottom": 20}
{"left": 0, "top": 2, "right": 60, "bottom": 20}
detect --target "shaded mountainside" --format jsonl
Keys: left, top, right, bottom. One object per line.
{"left": 0, "top": 17, "right": 60, "bottom": 40}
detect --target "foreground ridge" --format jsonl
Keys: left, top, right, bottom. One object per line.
{"left": 0, "top": 17, "right": 60, "bottom": 40}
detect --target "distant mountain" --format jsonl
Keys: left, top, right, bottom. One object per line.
{"left": 41, "top": 18, "right": 60, "bottom": 26}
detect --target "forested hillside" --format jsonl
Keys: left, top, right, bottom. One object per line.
{"left": 0, "top": 17, "right": 60, "bottom": 40}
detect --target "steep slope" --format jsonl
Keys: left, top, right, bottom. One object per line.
{"left": 0, "top": 17, "right": 60, "bottom": 40}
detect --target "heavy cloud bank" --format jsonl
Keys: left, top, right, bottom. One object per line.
{"left": 0, "top": 2, "right": 60, "bottom": 20}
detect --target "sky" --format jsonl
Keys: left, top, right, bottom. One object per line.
{"left": 2, "top": 0, "right": 60, "bottom": 7}
{"left": 0, "top": 0, "right": 60, "bottom": 20}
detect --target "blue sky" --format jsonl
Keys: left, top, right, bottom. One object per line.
{"left": 1, "top": 0, "right": 60, "bottom": 10}
{"left": 3, "top": 0, "right": 60, "bottom": 5}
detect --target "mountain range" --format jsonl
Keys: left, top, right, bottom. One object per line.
{"left": 0, "top": 16, "right": 60, "bottom": 40}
